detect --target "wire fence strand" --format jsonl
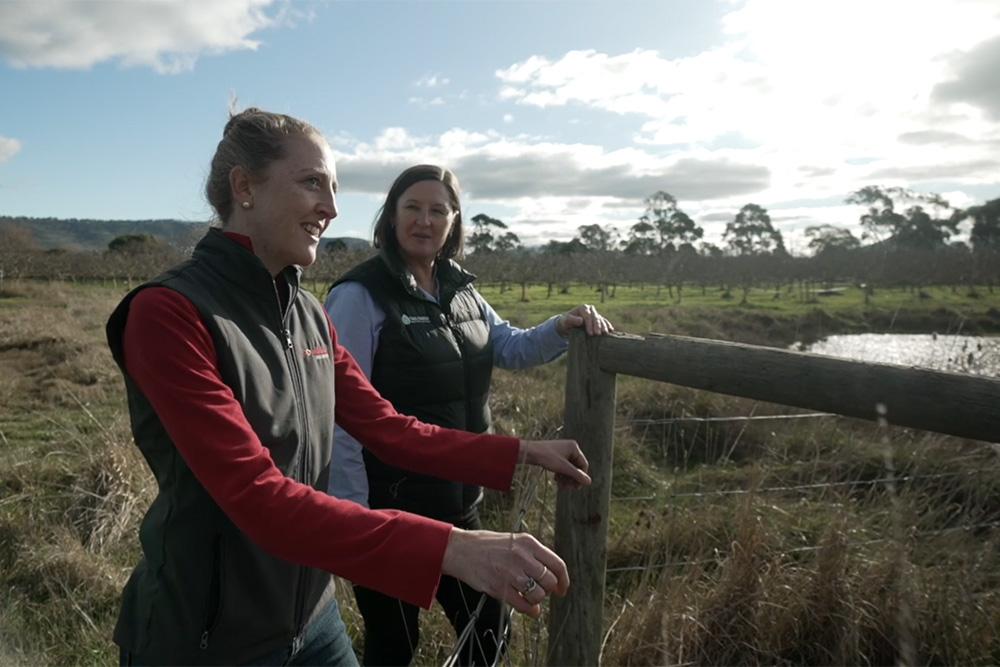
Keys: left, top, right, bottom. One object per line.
{"left": 610, "top": 467, "right": 1000, "bottom": 502}
{"left": 622, "top": 412, "right": 835, "bottom": 426}
{"left": 605, "top": 520, "right": 1000, "bottom": 574}
{"left": 442, "top": 468, "right": 545, "bottom": 667}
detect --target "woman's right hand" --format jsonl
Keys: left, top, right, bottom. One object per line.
{"left": 440, "top": 528, "right": 569, "bottom": 617}
{"left": 519, "top": 439, "right": 591, "bottom": 489}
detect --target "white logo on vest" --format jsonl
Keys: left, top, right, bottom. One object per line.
{"left": 400, "top": 314, "right": 431, "bottom": 325}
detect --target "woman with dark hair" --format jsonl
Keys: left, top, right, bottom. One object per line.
{"left": 106, "top": 112, "right": 591, "bottom": 666}
{"left": 325, "top": 164, "right": 613, "bottom": 666}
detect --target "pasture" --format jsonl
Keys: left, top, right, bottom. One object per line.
{"left": 1, "top": 279, "right": 999, "bottom": 665}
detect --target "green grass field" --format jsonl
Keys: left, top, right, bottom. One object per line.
{"left": 473, "top": 281, "right": 1000, "bottom": 347}
{"left": 2, "top": 279, "right": 999, "bottom": 665}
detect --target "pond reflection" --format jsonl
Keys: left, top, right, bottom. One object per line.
{"left": 795, "top": 334, "right": 1000, "bottom": 377}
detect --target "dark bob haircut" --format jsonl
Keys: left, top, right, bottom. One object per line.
{"left": 372, "top": 164, "right": 464, "bottom": 260}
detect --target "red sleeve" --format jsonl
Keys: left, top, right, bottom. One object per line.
{"left": 122, "top": 287, "right": 453, "bottom": 608}
{"left": 327, "top": 313, "right": 520, "bottom": 489}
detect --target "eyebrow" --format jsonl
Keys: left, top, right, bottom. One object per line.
{"left": 402, "top": 197, "right": 449, "bottom": 207}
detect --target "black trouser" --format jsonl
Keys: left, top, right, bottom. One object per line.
{"left": 353, "top": 514, "right": 507, "bottom": 666}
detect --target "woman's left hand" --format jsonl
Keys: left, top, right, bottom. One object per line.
{"left": 556, "top": 304, "right": 614, "bottom": 337}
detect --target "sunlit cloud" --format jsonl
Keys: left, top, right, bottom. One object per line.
{"left": 0, "top": 0, "right": 286, "bottom": 73}
{"left": 334, "top": 126, "right": 771, "bottom": 243}
{"left": 0, "top": 136, "right": 22, "bottom": 163}
{"left": 415, "top": 73, "right": 450, "bottom": 88}
{"left": 495, "top": 0, "right": 1000, "bottom": 217}
{"left": 407, "top": 96, "right": 447, "bottom": 108}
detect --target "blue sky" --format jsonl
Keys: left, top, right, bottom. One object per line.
{"left": 1, "top": 0, "right": 999, "bottom": 252}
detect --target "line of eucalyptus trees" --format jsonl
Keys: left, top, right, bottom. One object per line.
{"left": 2, "top": 188, "right": 998, "bottom": 302}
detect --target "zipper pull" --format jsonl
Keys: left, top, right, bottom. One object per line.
{"left": 200, "top": 630, "right": 209, "bottom": 650}
{"left": 284, "top": 329, "right": 293, "bottom": 350}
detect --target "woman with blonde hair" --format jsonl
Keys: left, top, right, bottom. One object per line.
{"left": 107, "top": 111, "right": 590, "bottom": 666}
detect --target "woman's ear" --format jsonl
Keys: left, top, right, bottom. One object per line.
{"left": 229, "top": 165, "right": 253, "bottom": 206}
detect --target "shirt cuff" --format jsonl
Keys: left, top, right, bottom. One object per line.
{"left": 540, "top": 314, "right": 570, "bottom": 349}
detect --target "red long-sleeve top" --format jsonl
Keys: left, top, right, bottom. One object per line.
{"left": 121, "top": 238, "right": 520, "bottom": 608}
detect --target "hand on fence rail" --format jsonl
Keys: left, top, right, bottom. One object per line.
{"left": 441, "top": 529, "right": 570, "bottom": 619}
{"left": 556, "top": 303, "right": 615, "bottom": 337}
{"left": 518, "top": 438, "right": 591, "bottom": 489}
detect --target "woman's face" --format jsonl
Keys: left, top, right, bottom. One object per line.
{"left": 393, "top": 180, "right": 456, "bottom": 266}
{"left": 243, "top": 133, "right": 338, "bottom": 275}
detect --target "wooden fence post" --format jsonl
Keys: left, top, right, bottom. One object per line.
{"left": 547, "top": 331, "right": 617, "bottom": 666}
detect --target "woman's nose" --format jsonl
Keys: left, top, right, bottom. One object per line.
{"left": 318, "top": 192, "right": 338, "bottom": 220}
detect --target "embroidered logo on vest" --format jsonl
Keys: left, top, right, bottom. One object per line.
{"left": 400, "top": 314, "right": 431, "bottom": 325}
{"left": 304, "top": 346, "right": 329, "bottom": 360}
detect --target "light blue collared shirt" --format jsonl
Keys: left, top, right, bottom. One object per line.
{"left": 324, "top": 280, "right": 568, "bottom": 506}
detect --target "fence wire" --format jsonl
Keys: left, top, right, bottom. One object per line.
{"left": 442, "top": 467, "right": 545, "bottom": 667}
{"left": 610, "top": 467, "right": 1000, "bottom": 502}
{"left": 623, "top": 412, "right": 835, "bottom": 426}
{"left": 440, "top": 401, "right": 999, "bottom": 664}
{"left": 605, "top": 520, "right": 1000, "bottom": 575}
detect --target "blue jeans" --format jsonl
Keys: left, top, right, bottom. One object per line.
{"left": 119, "top": 599, "right": 359, "bottom": 666}
{"left": 248, "top": 599, "right": 359, "bottom": 666}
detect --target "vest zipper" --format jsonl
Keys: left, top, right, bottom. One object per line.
{"left": 199, "top": 535, "right": 225, "bottom": 650}
{"left": 273, "top": 277, "right": 312, "bottom": 642}
{"left": 442, "top": 309, "right": 475, "bottom": 428}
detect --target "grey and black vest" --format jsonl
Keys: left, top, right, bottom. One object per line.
{"left": 106, "top": 229, "right": 337, "bottom": 665}
{"left": 333, "top": 250, "right": 493, "bottom": 523}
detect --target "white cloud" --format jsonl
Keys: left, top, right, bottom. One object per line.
{"left": 334, "top": 127, "right": 771, "bottom": 243}
{"left": 503, "top": 113, "right": 514, "bottom": 124}
{"left": 495, "top": 0, "right": 1000, "bottom": 212}
{"left": 372, "top": 127, "right": 423, "bottom": 152}
{"left": 415, "top": 73, "right": 450, "bottom": 88}
{"left": 408, "top": 96, "right": 447, "bottom": 108}
{"left": 338, "top": 129, "right": 768, "bottom": 199}
{"left": 0, "top": 136, "right": 22, "bottom": 163}
{"left": 0, "top": 0, "right": 283, "bottom": 73}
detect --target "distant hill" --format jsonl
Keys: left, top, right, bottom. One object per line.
{"left": 320, "top": 236, "right": 371, "bottom": 252}
{"left": 0, "top": 216, "right": 369, "bottom": 252}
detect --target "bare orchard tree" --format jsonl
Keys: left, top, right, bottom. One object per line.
{"left": 103, "top": 234, "right": 182, "bottom": 288}
{"left": 0, "top": 224, "right": 39, "bottom": 285}
{"left": 307, "top": 245, "right": 376, "bottom": 293}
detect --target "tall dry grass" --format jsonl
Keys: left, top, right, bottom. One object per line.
{"left": 2, "top": 280, "right": 999, "bottom": 664}
{"left": 0, "top": 281, "right": 153, "bottom": 665}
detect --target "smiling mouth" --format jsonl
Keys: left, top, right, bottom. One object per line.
{"left": 303, "top": 222, "right": 323, "bottom": 239}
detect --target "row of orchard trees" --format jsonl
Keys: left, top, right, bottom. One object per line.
{"left": 463, "top": 242, "right": 1000, "bottom": 305}
{"left": 452, "top": 186, "right": 1000, "bottom": 303}
{"left": 2, "top": 188, "right": 998, "bottom": 300}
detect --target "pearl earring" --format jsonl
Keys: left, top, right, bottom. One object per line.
{"left": 241, "top": 201, "right": 252, "bottom": 209}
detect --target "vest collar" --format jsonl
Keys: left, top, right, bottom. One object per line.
{"left": 194, "top": 227, "right": 303, "bottom": 300}
{"left": 378, "top": 246, "right": 476, "bottom": 307}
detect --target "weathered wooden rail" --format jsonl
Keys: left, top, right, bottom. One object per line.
{"left": 546, "top": 330, "right": 1000, "bottom": 666}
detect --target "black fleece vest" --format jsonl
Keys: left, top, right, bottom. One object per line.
{"left": 106, "top": 229, "right": 337, "bottom": 665}
{"left": 334, "top": 251, "right": 493, "bottom": 522}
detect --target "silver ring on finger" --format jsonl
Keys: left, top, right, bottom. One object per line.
{"left": 522, "top": 577, "right": 538, "bottom": 594}
{"left": 538, "top": 565, "right": 548, "bottom": 580}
